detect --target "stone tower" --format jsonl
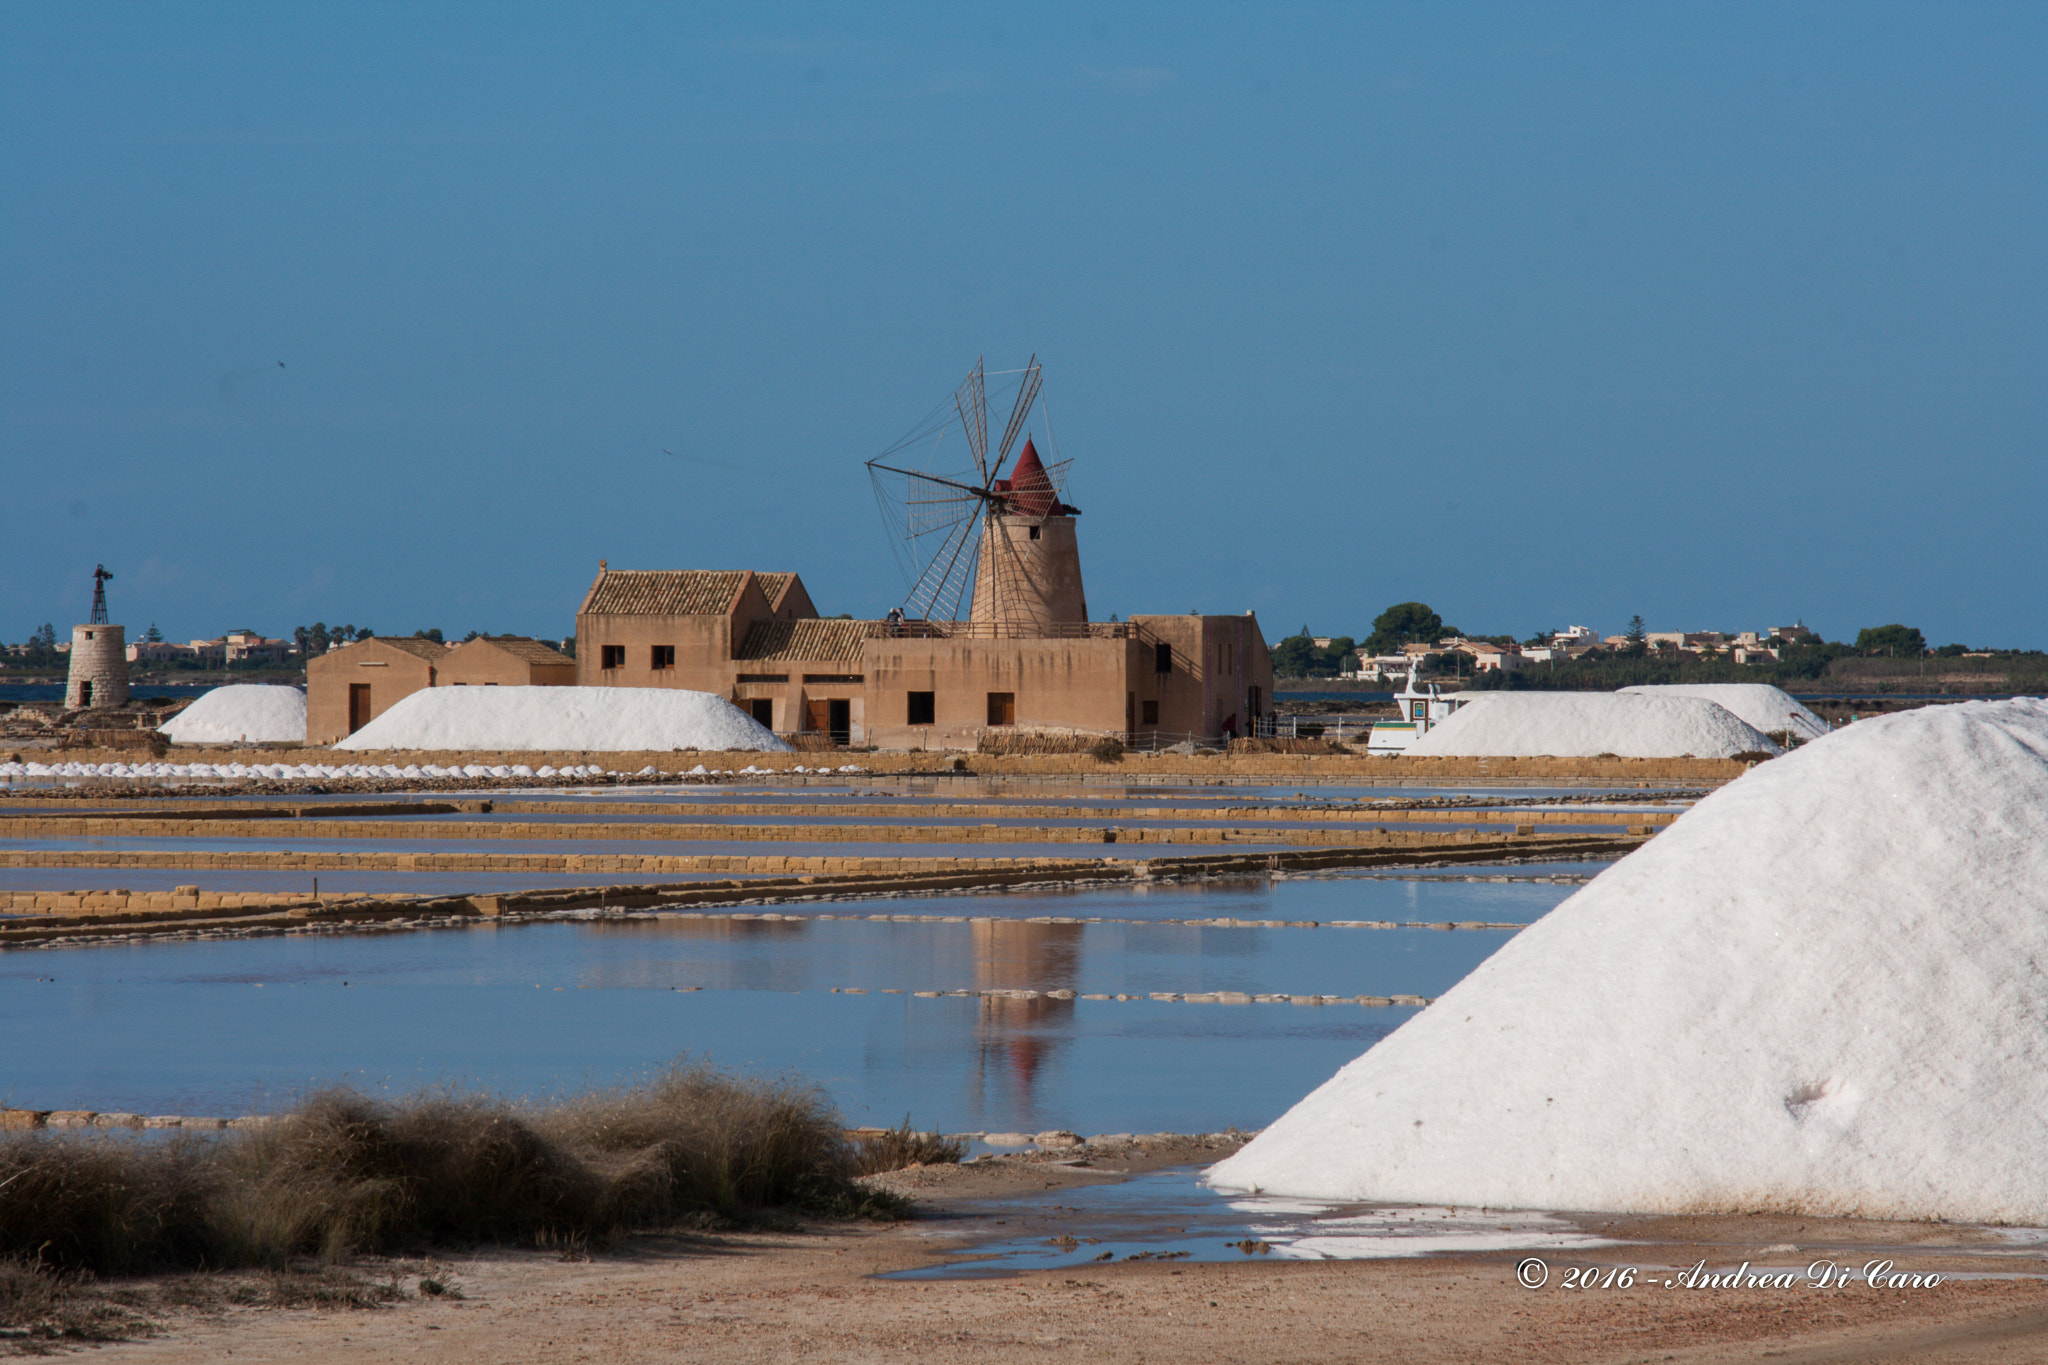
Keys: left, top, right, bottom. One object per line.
{"left": 969, "top": 438, "right": 1088, "bottom": 632}
{"left": 64, "top": 564, "right": 129, "bottom": 710}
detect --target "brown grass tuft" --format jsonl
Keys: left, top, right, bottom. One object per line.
{"left": 0, "top": 1064, "right": 913, "bottom": 1285}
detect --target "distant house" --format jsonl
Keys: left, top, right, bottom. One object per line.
{"left": 1465, "top": 642, "right": 1523, "bottom": 673}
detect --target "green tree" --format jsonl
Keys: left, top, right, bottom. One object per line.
{"left": 1363, "top": 602, "right": 1444, "bottom": 656}
{"left": 1272, "top": 632, "right": 1319, "bottom": 677}
{"left": 143, "top": 623, "right": 164, "bottom": 643}
{"left": 1854, "top": 624, "right": 1927, "bottom": 657}
{"left": 1623, "top": 615, "right": 1647, "bottom": 657}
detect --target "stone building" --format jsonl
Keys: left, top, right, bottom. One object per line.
{"left": 573, "top": 458, "right": 1273, "bottom": 749}
{"left": 64, "top": 624, "right": 128, "bottom": 710}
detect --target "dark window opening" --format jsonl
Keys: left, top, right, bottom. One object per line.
{"left": 907, "top": 690, "right": 935, "bottom": 725}
{"left": 803, "top": 674, "right": 863, "bottom": 684}
{"left": 600, "top": 645, "right": 625, "bottom": 670}
{"left": 1142, "top": 699, "right": 1160, "bottom": 725}
{"left": 737, "top": 673, "right": 789, "bottom": 684}
{"left": 1154, "top": 642, "right": 1172, "bottom": 674}
{"left": 986, "top": 692, "right": 1016, "bottom": 727}
{"left": 651, "top": 645, "right": 675, "bottom": 670}
{"left": 1028, "top": 524, "right": 1041, "bottom": 540}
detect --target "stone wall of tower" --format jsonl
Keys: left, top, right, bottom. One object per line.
{"left": 969, "top": 515, "right": 1088, "bottom": 631}
{"left": 64, "top": 624, "right": 129, "bottom": 710}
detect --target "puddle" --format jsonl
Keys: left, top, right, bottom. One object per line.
{"left": 891, "top": 1168, "right": 1618, "bottom": 1276}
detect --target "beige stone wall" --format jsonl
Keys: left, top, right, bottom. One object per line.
{"left": 860, "top": 636, "right": 1134, "bottom": 749}
{"left": 970, "top": 515, "right": 1088, "bottom": 627}
{"left": 64, "top": 624, "right": 128, "bottom": 709}
{"left": 305, "top": 641, "right": 440, "bottom": 744}
{"left": 1131, "top": 615, "right": 1273, "bottom": 739}
{"left": 439, "top": 643, "right": 575, "bottom": 688}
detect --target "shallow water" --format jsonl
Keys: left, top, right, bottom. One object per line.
{"left": 0, "top": 872, "right": 1580, "bottom": 1133}
{"left": 890, "top": 1169, "right": 1618, "bottom": 1276}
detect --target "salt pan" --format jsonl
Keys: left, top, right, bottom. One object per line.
{"left": 1209, "top": 699, "right": 2048, "bottom": 1223}
{"left": 1406, "top": 692, "right": 1775, "bottom": 759}
{"left": 1620, "top": 684, "right": 1828, "bottom": 742}
{"left": 158, "top": 686, "right": 307, "bottom": 745}
{"left": 335, "top": 686, "right": 790, "bottom": 753}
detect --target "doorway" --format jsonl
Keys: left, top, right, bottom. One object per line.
{"left": 986, "top": 692, "right": 1015, "bottom": 726}
{"left": 749, "top": 699, "right": 774, "bottom": 729}
{"left": 348, "top": 684, "right": 372, "bottom": 734}
{"left": 78, "top": 681, "right": 92, "bottom": 709}
{"left": 804, "top": 698, "right": 852, "bottom": 745}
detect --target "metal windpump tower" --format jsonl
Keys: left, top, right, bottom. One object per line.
{"left": 866, "top": 356, "right": 1086, "bottom": 631}
{"left": 90, "top": 564, "right": 114, "bottom": 624}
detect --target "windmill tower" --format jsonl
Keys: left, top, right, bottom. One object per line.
{"left": 867, "top": 356, "right": 1087, "bottom": 635}
{"left": 65, "top": 564, "right": 129, "bottom": 710}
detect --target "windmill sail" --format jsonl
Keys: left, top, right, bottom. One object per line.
{"left": 868, "top": 356, "right": 1072, "bottom": 627}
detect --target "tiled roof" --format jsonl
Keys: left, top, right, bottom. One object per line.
{"left": 582, "top": 570, "right": 749, "bottom": 617}
{"left": 464, "top": 636, "right": 572, "bottom": 667}
{"left": 368, "top": 636, "right": 450, "bottom": 660}
{"left": 755, "top": 572, "right": 796, "bottom": 608}
{"left": 734, "top": 618, "right": 872, "bottom": 664}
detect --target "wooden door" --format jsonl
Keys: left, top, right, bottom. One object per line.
{"left": 348, "top": 684, "right": 372, "bottom": 734}
{"left": 804, "top": 699, "right": 831, "bottom": 733}
{"left": 986, "top": 692, "right": 1015, "bottom": 726}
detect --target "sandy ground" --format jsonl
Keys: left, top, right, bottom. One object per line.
{"left": 70, "top": 1148, "right": 2048, "bottom": 1365}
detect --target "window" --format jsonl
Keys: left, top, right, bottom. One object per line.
{"left": 907, "top": 690, "right": 935, "bottom": 725}
{"left": 803, "top": 674, "right": 863, "bottom": 684}
{"left": 601, "top": 645, "right": 625, "bottom": 670}
{"left": 737, "top": 673, "right": 789, "bottom": 684}
{"left": 986, "top": 692, "right": 1016, "bottom": 726}
{"left": 1142, "top": 699, "right": 1159, "bottom": 725}
{"left": 1028, "top": 524, "right": 1041, "bottom": 540}
{"left": 651, "top": 644, "right": 675, "bottom": 670}
{"left": 1154, "top": 642, "right": 1172, "bottom": 674}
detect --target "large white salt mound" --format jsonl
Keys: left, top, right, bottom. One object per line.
{"left": 1620, "top": 684, "right": 1829, "bottom": 742}
{"left": 1209, "top": 699, "right": 2048, "bottom": 1223}
{"left": 1405, "top": 692, "right": 1777, "bottom": 758}
{"left": 157, "top": 685, "right": 307, "bottom": 744}
{"left": 334, "top": 686, "right": 791, "bottom": 753}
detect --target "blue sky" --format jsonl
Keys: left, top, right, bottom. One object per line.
{"left": 4, "top": 4, "right": 2042, "bottom": 648}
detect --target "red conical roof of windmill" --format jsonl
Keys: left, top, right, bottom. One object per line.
{"left": 999, "top": 437, "right": 1062, "bottom": 517}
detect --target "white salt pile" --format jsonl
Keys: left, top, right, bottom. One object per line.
{"left": 1620, "top": 683, "right": 1829, "bottom": 742}
{"left": 1405, "top": 692, "right": 1776, "bottom": 759}
{"left": 1209, "top": 699, "right": 2048, "bottom": 1223}
{"left": 157, "top": 685, "right": 307, "bottom": 745}
{"left": 334, "top": 686, "right": 791, "bottom": 753}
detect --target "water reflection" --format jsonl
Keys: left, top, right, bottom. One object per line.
{"left": 971, "top": 920, "right": 1081, "bottom": 1122}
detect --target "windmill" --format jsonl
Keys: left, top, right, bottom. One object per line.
{"left": 866, "top": 356, "right": 1084, "bottom": 629}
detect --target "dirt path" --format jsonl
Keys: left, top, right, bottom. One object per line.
{"left": 82, "top": 1157, "right": 2048, "bottom": 1365}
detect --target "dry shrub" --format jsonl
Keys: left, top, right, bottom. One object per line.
{"left": 211, "top": 1090, "right": 601, "bottom": 1263}
{"left": 0, "top": 1065, "right": 910, "bottom": 1282}
{"left": 534, "top": 1065, "right": 882, "bottom": 1223}
{"left": 850, "top": 1121, "right": 966, "bottom": 1176}
{"left": 0, "top": 1135, "right": 216, "bottom": 1276}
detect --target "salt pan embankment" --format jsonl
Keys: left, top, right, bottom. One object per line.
{"left": 335, "top": 686, "right": 791, "bottom": 753}
{"left": 157, "top": 685, "right": 307, "bottom": 744}
{"left": 1620, "top": 683, "right": 1828, "bottom": 742}
{"left": 1210, "top": 698, "right": 2048, "bottom": 1223}
{"left": 1405, "top": 691, "right": 1776, "bottom": 759}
